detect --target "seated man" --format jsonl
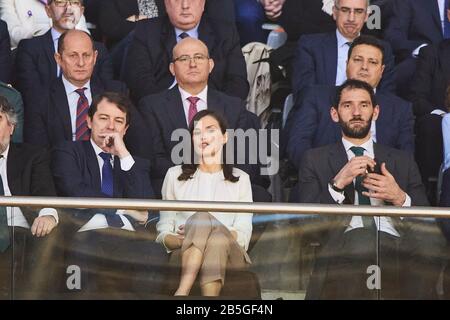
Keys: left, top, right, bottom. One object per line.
{"left": 383, "top": 0, "right": 449, "bottom": 98}
{"left": 15, "top": 0, "right": 113, "bottom": 111}
{"left": 0, "top": 82, "right": 24, "bottom": 143}
{"left": 124, "top": 0, "right": 249, "bottom": 103}
{"left": 291, "top": 0, "right": 395, "bottom": 103}
{"left": 298, "top": 79, "right": 438, "bottom": 299}
{"left": 0, "top": 96, "right": 61, "bottom": 299}
{"left": 134, "top": 37, "right": 268, "bottom": 198}
{"left": 24, "top": 30, "right": 126, "bottom": 148}
{"left": 410, "top": 39, "right": 450, "bottom": 197}
{"left": 52, "top": 92, "right": 166, "bottom": 297}
{"left": 286, "top": 35, "right": 414, "bottom": 170}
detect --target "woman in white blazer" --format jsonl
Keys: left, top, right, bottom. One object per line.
{"left": 0, "top": 0, "right": 88, "bottom": 49}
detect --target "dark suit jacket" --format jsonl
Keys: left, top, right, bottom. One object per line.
{"left": 410, "top": 40, "right": 450, "bottom": 117}
{"left": 124, "top": 15, "right": 249, "bottom": 102}
{"left": 384, "top": 0, "right": 444, "bottom": 61}
{"left": 6, "top": 143, "right": 57, "bottom": 225}
{"left": 23, "top": 76, "right": 127, "bottom": 148}
{"left": 15, "top": 29, "right": 114, "bottom": 109}
{"left": 291, "top": 31, "right": 396, "bottom": 101}
{"left": 0, "top": 20, "right": 11, "bottom": 84}
{"left": 133, "top": 86, "right": 261, "bottom": 194}
{"left": 298, "top": 141, "right": 428, "bottom": 299}
{"left": 285, "top": 85, "right": 415, "bottom": 169}
{"left": 51, "top": 140, "right": 153, "bottom": 226}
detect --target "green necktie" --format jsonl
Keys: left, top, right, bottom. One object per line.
{"left": 0, "top": 173, "right": 10, "bottom": 252}
{"left": 350, "top": 146, "right": 376, "bottom": 230}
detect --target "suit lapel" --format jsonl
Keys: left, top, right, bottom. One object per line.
{"left": 6, "top": 144, "right": 22, "bottom": 196}
{"left": 324, "top": 32, "right": 338, "bottom": 85}
{"left": 43, "top": 30, "right": 58, "bottom": 77}
{"left": 426, "top": 0, "right": 443, "bottom": 37}
{"left": 83, "top": 142, "right": 102, "bottom": 192}
{"left": 374, "top": 93, "right": 390, "bottom": 145}
{"left": 166, "top": 87, "right": 189, "bottom": 130}
{"left": 113, "top": 156, "right": 122, "bottom": 198}
{"left": 53, "top": 79, "right": 73, "bottom": 140}
{"left": 328, "top": 142, "right": 355, "bottom": 204}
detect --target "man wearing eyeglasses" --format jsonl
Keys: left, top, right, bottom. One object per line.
{"left": 124, "top": 0, "right": 249, "bottom": 104}
{"left": 291, "top": 0, "right": 395, "bottom": 104}
{"left": 133, "top": 37, "right": 269, "bottom": 202}
{"left": 15, "top": 0, "right": 114, "bottom": 114}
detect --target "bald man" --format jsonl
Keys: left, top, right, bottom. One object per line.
{"left": 130, "top": 38, "right": 268, "bottom": 198}
{"left": 24, "top": 30, "right": 126, "bottom": 148}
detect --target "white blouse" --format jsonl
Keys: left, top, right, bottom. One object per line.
{"left": 156, "top": 165, "right": 253, "bottom": 252}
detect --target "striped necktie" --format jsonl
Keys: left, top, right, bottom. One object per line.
{"left": 75, "top": 88, "right": 90, "bottom": 141}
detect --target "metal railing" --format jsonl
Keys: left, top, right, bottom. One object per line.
{"left": 1, "top": 196, "right": 450, "bottom": 218}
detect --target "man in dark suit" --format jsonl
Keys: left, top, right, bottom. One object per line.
{"left": 15, "top": 0, "right": 113, "bottom": 111}
{"left": 383, "top": 0, "right": 449, "bottom": 98}
{"left": 0, "top": 20, "right": 11, "bottom": 84}
{"left": 0, "top": 96, "right": 62, "bottom": 299}
{"left": 133, "top": 37, "right": 266, "bottom": 197}
{"left": 286, "top": 35, "right": 414, "bottom": 170}
{"left": 52, "top": 92, "right": 165, "bottom": 298}
{"left": 24, "top": 30, "right": 126, "bottom": 148}
{"left": 124, "top": 0, "right": 249, "bottom": 103}
{"left": 410, "top": 39, "right": 450, "bottom": 198}
{"left": 298, "top": 79, "right": 439, "bottom": 299}
{"left": 291, "top": 0, "right": 395, "bottom": 103}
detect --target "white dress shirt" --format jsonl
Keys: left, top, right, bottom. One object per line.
{"left": 178, "top": 85, "right": 208, "bottom": 125}
{"left": 61, "top": 76, "right": 92, "bottom": 141}
{"left": 77, "top": 140, "right": 136, "bottom": 232}
{"left": 157, "top": 165, "right": 253, "bottom": 252}
{"left": 335, "top": 29, "right": 356, "bottom": 86}
{"left": 328, "top": 138, "right": 411, "bottom": 237}
{"left": 0, "top": 145, "right": 58, "bottom": 228}
{"left": 438, "top": 0, "right": 447, "bottom": 34}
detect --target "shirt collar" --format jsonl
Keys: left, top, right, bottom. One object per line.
{"left": 90, "top": 139, "right": 106, "bottom": 157}
{"left": 0, "top": 144, "right": 10, "bottom": 161}
{"left": 336, "top": 29, "right": 359, "bottom": 48}
{"left": 51, "top": 27, "right": 62, "bottom": 43}
{"left": 175, "top": 25, "right": 199, "bottom": 40}
{"left": 342, "top": 136, "right": 374, "bottom": 154}
{"left": 62, "top": 75, "right": 91, "bottom": 96}
{"left": 178, "top": 85, "right": 208, "bottom": 104}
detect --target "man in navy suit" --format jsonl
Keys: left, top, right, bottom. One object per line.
{"left": 291, "top": 0, "right": 395, "bottom": 103}
{"left": 15, "top": 0, "right": 113, "bottom": 111}
{"left": 286, "top": 35, "right": 414, "bottom": 170}
{"left": 52, "top": 91, "right": 165, "bottom": 298}
{"left": 124, "top": 0, "right": 249, "bottom": 103}
{"left": 134, "top": 37, "right": 269, "bottom": 199}
{"left": 0, "top": 20, "right": 11, "bottom": 84}
{"left": 383, "top": 0, "right": 449, "bottom": 98}
{"left": 24, "top": 30, "right": 126, "bottom": 148}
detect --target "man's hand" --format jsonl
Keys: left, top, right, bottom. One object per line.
{"left": 260, "top": 0, "right": 286, "bottom": 21}
{"left": 333, "top": 156, "right": 376, "bottom": 190}
{"left": 362, "top": 163, "right": 406, "bottom": 206}
{"left": 123, "top": 210, "right": 148, "bottom": 225}
{"left": 31, "top": 216, "right": 57, "bottom": 237}
{"left": 101, "top": 132, "right": 130, "bottom": 159}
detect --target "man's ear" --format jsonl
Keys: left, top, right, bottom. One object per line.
{"left": 372, "top": 104, "right": 380, "bottom": 121}
{"left": 54, "top": 52, "right": 62, "bottom": 67}
{"left": 87, "top": 116, "right": 92, "bottom": 129}
{"left": 330, "top": 106, "right": 340, "bottom": 123}
{"left": 208, "top": 58, "right": 215, "bottom": 74}
{"left": 169, "top": 62, "right": 175, "bottom": 76}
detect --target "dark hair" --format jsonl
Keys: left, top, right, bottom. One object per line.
{"left": 57, "top": 29, "right": 95, "bottom": 55}
{"left": 446, "top": 84, "right": 450, "bottom": 112}
{"left": 178, "top": 110, "right": 239, "bottom": 183}
{"left": 0, "top": 96, "right": 17, "bottom": 125}
{"left": 347, "top": 35, "right": 385, "bottom": 65}
{"left": 88, "top": 92, "right": 132, "bottom": 126}
{"left": 333, "top": 79, "right": 377, "bottom": 108}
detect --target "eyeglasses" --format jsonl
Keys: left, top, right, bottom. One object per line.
{"left": 334, "top": 5, "right": 366, "bottom": 16}
{"left": 52, "top": 0, "right": 82, "bottom": 7}
{"left": 173, "top": 54, "right": 209, "bottom": 64}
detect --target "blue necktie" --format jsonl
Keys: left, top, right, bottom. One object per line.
{"left": 445, "top": 0, "right": 450, "bottom": 39}
{"left": 99, "top": 152, "right": 124, "bottom": 228}
{"left": 179, "top": 32, "right": 189, "bottom": 40}
{"left": 0, "top": 172, "right": 9, "bottom": 252}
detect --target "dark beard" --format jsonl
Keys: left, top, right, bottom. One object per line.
{"left": 339, "top": 116, "right": 373, "bottom": 139}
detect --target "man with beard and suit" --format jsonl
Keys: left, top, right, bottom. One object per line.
{"left": 291, "top": 0, "right": 395, "bottom": 103}
{"left": 24, "top": 30, "right": 126, "bottom": 148}
{"left": 286, "top": 35, "right": 414, "bottom": 170}
{"left": 124, "top": 0, "right": 249, "bottom": 103}
{"left": 0, "top": 96, "right": 61, "bottom": 299}
{"left": 134, "top": 37, "right": 269, "bottom": 202}
{"left": 15, "top": 0, "right": 113, "bottom": 111}
{"left": 298, "top": 79, "right": 440, "bottom": 299}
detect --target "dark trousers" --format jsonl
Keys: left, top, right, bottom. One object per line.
{"left": 0, "top": 226, "right": 63, "bottom": 299}
{"left": 65, "top": 227, "right": 167, "bottom": 299}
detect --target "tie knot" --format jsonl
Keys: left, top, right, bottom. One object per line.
{"left": 99, "top": 152, "right": 112, "bottom": 162}
{"left": 187, "top": 96, "right": 200, "bottom": 105}
{"left": 179, "top": 32, "right": 190, "bottom": 39}
{"left": 350, "top": 146, "right": 365, "bottom": 157}
{"left": 75, "top": 87, "right": 87, "bottom": 97}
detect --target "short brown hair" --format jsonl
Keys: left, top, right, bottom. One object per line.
{"left": 88, "top": 92, "right": 132, "bottom": 126}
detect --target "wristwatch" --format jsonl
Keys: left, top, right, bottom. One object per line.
{"left": 329, "top": 178, "right": 345, "bottom": 193}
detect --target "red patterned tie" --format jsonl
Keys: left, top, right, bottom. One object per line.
{"left": 187, "top": 96, "right": 200, "bottom": 125}
{"left": 75, "top": 88, "right": 90, "bottom": 141}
